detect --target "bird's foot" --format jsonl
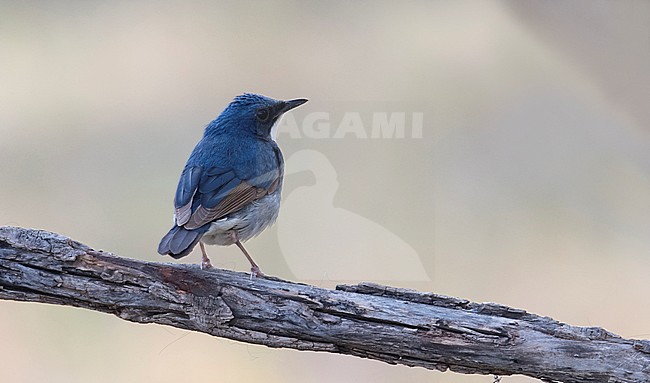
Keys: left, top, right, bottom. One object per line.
{"left": 199, "top": 242, "right": 213, "bottom": 270}
{"left": 249, "top": 265, "right": 265, "bottom": 279}
{"left": 201, "top": 259, "right": 213, "bottom": 270}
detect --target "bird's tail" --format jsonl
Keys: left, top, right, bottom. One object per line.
{"left": 158, "top": 225, "right": 208, "bottom": 259}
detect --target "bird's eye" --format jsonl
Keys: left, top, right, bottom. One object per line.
{"left": 256, "top": 108, "right": 270, "bottom": 122}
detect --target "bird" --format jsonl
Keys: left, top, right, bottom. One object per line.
{"left": 158, "top": 93, "right": 308, "bottom": 276}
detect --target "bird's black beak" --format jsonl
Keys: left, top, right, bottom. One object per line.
{"left": 278, "top": 98, "right": 308, "bottom": 115}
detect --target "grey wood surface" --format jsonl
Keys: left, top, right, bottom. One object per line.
{"left": 1, "top": 226, "right": 648, "bottom": 382}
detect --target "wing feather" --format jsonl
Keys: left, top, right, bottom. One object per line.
{"left": 198, "top": 170, "right": 235, "bottom": 194}
{"left": 171, "top": 148, "right": 282, "bottom": 231}
{"left": 184, "top": 181, "right": 264, "bottom": 230}
{"left": 200, "top": 176, "right": 241, "bottom": 208}
{"left": 174, "top": 166, "right": 202, "bottom": 208}
{"left": 173, "top": 166, "right": 202, "bottom": 226}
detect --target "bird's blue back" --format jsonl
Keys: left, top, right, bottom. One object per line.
{"left": 173, "top": 94, "right": 284, "bottom": 216}
{"left": 187, "top": 94, "right": 282, "bottom": 183}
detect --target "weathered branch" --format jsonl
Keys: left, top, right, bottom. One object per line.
{"left": 0, "top": 226, "right": 648, "bottom": 382}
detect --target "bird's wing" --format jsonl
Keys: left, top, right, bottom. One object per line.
{"left": 174, "top": 166, "right": 202, "bottom": 226}
{"left": 173, "top": 163, "right": 280, "bottom": 230}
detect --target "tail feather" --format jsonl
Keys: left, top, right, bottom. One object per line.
{"left": 158, "top": 225, "right": 207, "bottom": 259}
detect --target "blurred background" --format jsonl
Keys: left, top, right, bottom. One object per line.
{"left": 1, "top": 1, "right": 649, "bottom": 382}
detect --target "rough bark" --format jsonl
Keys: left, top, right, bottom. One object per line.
{"left": 0, "top": 226, "right": 648, "bottom": 382}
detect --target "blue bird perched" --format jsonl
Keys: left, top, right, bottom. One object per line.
{"left": 158, "top": 93, "right": 308, "bottom": 276}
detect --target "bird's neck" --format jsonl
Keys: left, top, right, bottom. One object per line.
{"left": 203, "top": 119, "right": 272, "bottom": 143}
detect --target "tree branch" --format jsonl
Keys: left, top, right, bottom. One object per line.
{"left": 0, "top": 226, "right": 648, "bottom": 382}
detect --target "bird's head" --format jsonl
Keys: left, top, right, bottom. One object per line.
{"left": 209, "top": 93, "right": 308, "bottom": 140}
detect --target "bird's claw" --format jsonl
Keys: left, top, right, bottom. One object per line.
{"left": 201, "top": 260, "right": 213, "bottom": 270}
{"left": 249, "top": 266, "right": 265, "bottom": 279}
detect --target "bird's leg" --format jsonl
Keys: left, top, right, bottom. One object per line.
{"left": 230, "top": 234, "right": 264, "bottom": 277}
{"left": 236, "top": 241, "right": 264, "bottom": 278}
{"left": 199, "top": 242, "right": 213, "bottom": 270}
